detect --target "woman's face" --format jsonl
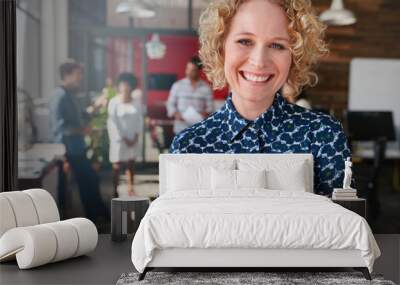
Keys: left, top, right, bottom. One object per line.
{"left": 118, "top": 81, "right": 132, "bottom": 96}
{"left": 224, "top": 0, "right": 292, "bottom": 104}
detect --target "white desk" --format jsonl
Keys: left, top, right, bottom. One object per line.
{"left": 353, "top": 148, "right": 400, "bottom": 160}
{"left": 352, "top": 144, "right": 400, "bottom": 192}
{"left": 18, "top": 143, "right": 66, "bottom": 163}
{"left": 352, "top": 141, "right": 400, "bottom": 160}
{"left": 18, "top": 144, "right": 66, "bottom": 199}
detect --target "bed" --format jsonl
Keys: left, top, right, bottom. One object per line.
{"left": 131, "top": 154, "right": 380, "bottom": 281}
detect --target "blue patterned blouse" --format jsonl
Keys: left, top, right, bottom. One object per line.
{"left": 170, "top": 92, "right": 351, "bottom": 195}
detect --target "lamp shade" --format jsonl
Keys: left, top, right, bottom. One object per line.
{"left": 115, "top": 0, "right": 156, "bottom": 19}
{"left": 319, "top": 0, "right": 356, "bottom": 26}
{"left": 115, "top": 1, "right": 132, "bottom": 14}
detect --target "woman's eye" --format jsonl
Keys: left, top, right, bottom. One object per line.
{"left": 237, "top": 39, "right": 252, "bottom": 46}
{"left": 271, "top": 43, "right": 285, "bottom": 50}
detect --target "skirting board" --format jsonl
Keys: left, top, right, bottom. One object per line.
{"left": 148, "top": 248, "right": 366, "bottom": 268}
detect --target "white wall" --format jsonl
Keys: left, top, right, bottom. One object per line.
{"left": 40, "top": 0, "right": 69, "bottom": 101}
{"left": 349, "top": 58, "right": 400, "bottom": 148}
{"left": 36, "top": 0, "right": 69, "bottom": 142}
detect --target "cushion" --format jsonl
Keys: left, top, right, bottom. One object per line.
{"left": 0, "top": 191, "right": 39, "bottom": 227}
{"left": 211, "top": 169, "right": 267, "bottom": 191}
{"left": 0, "top": 226, "right": 57, "bottom": 268}
{"left": 266, "top": 168, "right": 307, "bottom": 192}
{"left": 0, "top": 218, "right": 97, "bottom": 269}
{"left": 237, "top": 169, "right": 267, "bottom": 189}
{"left": 65, "top": 218, "right": 98, "bottom": 257}
{"left": 42, "top": 221, "right": 79, "bottom": 262}
{"left": 23, "top": 189, "right": 60, "bottom": 224}
{"left": 0, "top": 189, "right": 97, "bottom": 270}
{"left": 0, "top": 196, "right": 17, "bottom": 237}
{"left": 166, "top": 159, "right": 236, "bottom": 192}
{"left": 237, "top": 158, "right": 310, "bottom": 192}
{"left": 211, "top": 168, "right": 237, "bottom": 190}
{"left": 0, "top": 189, "right": 60, "bottom": 238}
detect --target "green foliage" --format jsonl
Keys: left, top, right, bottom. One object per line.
{"left": 86, "top": 87, "right": 117, "bottom": 168}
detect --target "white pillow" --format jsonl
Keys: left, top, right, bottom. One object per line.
{"left": 237, "top": 158, "right": 310, "bottom": 192}
{"left": 211, "top": 168, "right": 267, "bottom": 190}
{"left": 167, "top": 160, "right": 235, "bottom": 192}
{"left": 266, "top": 168, "right": 307, "bottom": 192}
{"left": 237, "top": 169, "right": 267, "bottom": 189}
{"left": 211, "top": 168, "right": 236, "bottom": 190}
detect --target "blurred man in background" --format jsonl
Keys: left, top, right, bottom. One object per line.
{"left": 167, "top": 56, "right": 213, "bottom": 134}
{"left": 50, "top": 60, "right": 109, "bottom": 223}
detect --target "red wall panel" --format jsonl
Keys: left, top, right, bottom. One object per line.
{"left": 106, "top": 34, "right": 228, "bottom": 108}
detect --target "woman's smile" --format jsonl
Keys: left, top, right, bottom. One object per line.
{"left": 239, "top": 70, "right": 274, "bottom": 84}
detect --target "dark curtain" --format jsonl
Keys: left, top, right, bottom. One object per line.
{"left": 0, "top": 0, "right": 17, "bottom": 192}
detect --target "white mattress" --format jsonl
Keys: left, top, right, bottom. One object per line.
{"left": 131, "top": 190, "right": 380, "bottom": 273}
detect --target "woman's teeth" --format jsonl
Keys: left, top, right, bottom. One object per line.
{"left": 242, "top": 71, "right": 272, "bottom": 83}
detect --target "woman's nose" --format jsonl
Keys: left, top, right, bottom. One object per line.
{"left": 248, "top": 46, "right": 271, "bottom": 68}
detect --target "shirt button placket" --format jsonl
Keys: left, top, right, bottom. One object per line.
{"left": 249, "top": 125, "right": 260, "bottom": 153}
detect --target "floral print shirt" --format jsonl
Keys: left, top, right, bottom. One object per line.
{"left": 170, "top": 92, "right": 351, "bottom": 195}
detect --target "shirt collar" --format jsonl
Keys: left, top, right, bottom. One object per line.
{"left": 222, "top": 91, "right": 286, "bottom": 142}
{"left": 183, "top": 77, "right": 203, "bottom": 88}
{"left": 60, "top": 85, "right": 76, "bottom": 95}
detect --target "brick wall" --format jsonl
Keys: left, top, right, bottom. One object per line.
{"left": 308, "top": 0, "right": 400, "bottom": 119}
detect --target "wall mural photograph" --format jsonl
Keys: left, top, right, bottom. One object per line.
{"left": 1, "top": 0, "right": 400, "bottom": 284}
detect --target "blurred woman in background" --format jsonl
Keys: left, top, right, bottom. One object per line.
{"left": 107, "top": 73, "right": 143, "bottom": 197}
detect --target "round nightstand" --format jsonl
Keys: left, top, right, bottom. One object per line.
{"left": 111, "top": 197, "right": 150, "bottom": 242}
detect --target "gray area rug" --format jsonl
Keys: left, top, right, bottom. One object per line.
{"left": 117, "top": 272, "right": 396, "bottom": 285}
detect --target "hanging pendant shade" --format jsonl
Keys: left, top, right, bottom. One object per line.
{"left": 319, "top": 0, "right": 356, "bottom": 26}
{"left": 115, "top": 0, "right": 156, "bottom": 19}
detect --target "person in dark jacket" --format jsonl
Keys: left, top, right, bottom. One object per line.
{"left": 50, "top": 60, "right": 109, "bottom": 223}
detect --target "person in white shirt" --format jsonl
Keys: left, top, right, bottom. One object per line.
{"left": 107, "top": 73, "right": 143, "bottom": 196}
{"left": 167, "top": 56, "right": 214, "bottom": 134}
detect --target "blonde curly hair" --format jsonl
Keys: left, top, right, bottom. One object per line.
{"left": 198, "top": 0, "right": 328, "bottom": 96}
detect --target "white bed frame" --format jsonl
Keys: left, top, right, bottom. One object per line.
{"left": 148, "top": 248, "right": 365, "bottom": 268}
{"left": 140, "top": 154, "right": 371, "bottom": 281}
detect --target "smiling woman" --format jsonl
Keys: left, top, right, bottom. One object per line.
{"left": 170, "top": 0, "right": 350, "bottom": 196}
{"left": 199, "top": 0, "right": 328, "bottom": 100}
{"left": 222, "top": 0, "right": 292, "bottom": 120}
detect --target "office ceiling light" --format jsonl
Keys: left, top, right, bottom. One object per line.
{"left": 143, "top": 0, "right": 209, "bottom": 9}
{"left": 319, "top": 0, "right": 356, "bottom": 26}
{"left": 115, "top": 0, "right": 156, "bottom": 19}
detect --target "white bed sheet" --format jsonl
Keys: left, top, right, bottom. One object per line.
{"left": 131, "top": 190, "right": 380, "bottom": 273}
